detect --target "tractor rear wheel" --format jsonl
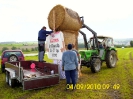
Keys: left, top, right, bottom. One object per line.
{"left": 106, "top": 50, "right": 117, "bottom": 68}
{"left": 91, "top": 58, "right": 101, "bottom": 73}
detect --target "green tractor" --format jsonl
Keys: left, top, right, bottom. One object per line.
{"left": 79, "top": 17, "right": 118, "bottom": 73}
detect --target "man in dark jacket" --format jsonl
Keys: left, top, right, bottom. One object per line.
{"left": 38, "top": 26, "right": 53, "bottom": 62}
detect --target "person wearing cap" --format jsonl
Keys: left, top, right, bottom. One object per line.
{"left": 98, "top": 41, "right": 104, "bottom": 49}
{"left": 38, "top": 26, "right": 53, "bottom": 62}
{"left": 62, "top": 44, "right": 78, "bottom": 90}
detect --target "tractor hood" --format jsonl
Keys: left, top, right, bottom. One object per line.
{"left": 79, "top": 50, "right": 98, "bottom": 61}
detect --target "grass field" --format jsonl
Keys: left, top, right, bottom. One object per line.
{"left": 0, "top": 48, "right": 133, "bottom": 99}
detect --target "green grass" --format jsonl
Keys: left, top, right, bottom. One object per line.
{"left": 25, "top": 54, "right": 53, "bottom": 63}
{"left": 23, "top": 51, "right": 38, "bottom": 54}
{"left": 0, "top": 48, "right": 133, "bottom": 99}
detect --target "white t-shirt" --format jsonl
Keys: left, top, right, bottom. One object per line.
{"left": 46, "top": 31, "right": 65, "bottom": 60}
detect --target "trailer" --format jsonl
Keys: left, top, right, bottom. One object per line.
{"left": 5, "top": 61, "right": 59, "bottom": 90}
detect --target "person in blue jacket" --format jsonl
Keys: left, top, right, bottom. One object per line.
{"left": 38, "top": 26, "right": 53, "bottom": 62}
{"left": 62, "top": 44, "right": 78, "bottom": 90}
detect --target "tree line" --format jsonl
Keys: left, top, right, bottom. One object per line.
{"left": 130, "top": 41, "right": 133, "bottom": 47}
{"left": 1, "top": 42, "right": 133, "bottom": 53}
{"left": 1, "top": 46, "right": 38, "bottom": 52}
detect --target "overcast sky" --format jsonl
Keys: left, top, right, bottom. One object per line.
{"left": 0, "top": 0, "right": 133, "bottom": 42}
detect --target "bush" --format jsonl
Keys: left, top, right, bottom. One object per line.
{"left": 2, "top": 47, "right": 9, "bottom": 52}
{"left": 25, "top": 48, "right": 30, "bottom": 52}
{"left": 31, "top": 48, "right": 35, "bottom": 51}
{"left": 11, "top": 46, "right": 17, "bottom": 50}
{"left": 22, "top": 48, "right": 25, "bottom": 52}
{"left": 35, "top": 47, "right": 38, "bottom": 51}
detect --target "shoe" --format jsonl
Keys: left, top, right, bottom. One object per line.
{"left": 72, "top": 85, "right": 76, "bottom": 91}
{"left": 72, "top": 87, "right": 76, "bottom": 91}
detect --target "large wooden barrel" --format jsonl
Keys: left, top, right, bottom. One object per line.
{"left": 48, "top": 5, "right": 82, "bottom": 31}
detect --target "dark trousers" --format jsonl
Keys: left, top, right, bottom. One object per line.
{"left": 38, "top": 41, "right": 45, "bottom": 61}
{"left": 65, "top": 69, "right": 76, "bottom": 89}
{"left": 38, "top": 42, "right": 45, "bottom": 52}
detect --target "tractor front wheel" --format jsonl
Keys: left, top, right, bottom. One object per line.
{"left": 106, "top": 50, "right": 117, "bottom": 68}
{"left": 91, "top": 58, "right": 101, "bottom": 73}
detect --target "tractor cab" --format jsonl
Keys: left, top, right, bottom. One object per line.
{"left": 89, "top": 36, "right": 116, "bottom": 60}
{"left": 89, "top": 36, "right": 114, "bottom": 49}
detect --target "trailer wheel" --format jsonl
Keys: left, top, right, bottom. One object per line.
{"left": 8, "top": 74, "right": 16, "bottom": 88}
{"left": 5, "top": 71, "right": 9, "bottom": 84}
{"left": 91, "top": 58, "right": 101, "bottom": 73}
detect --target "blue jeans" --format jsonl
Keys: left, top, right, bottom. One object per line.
{"left": 65, "top": 69, "right": 76, "bottom": 89}
{"left": 75, "top": 70, "right": 78, "bottom": 83}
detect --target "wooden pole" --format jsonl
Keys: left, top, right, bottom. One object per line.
{"left": 53, "top": 10, "right": 55, "bottom": 32}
